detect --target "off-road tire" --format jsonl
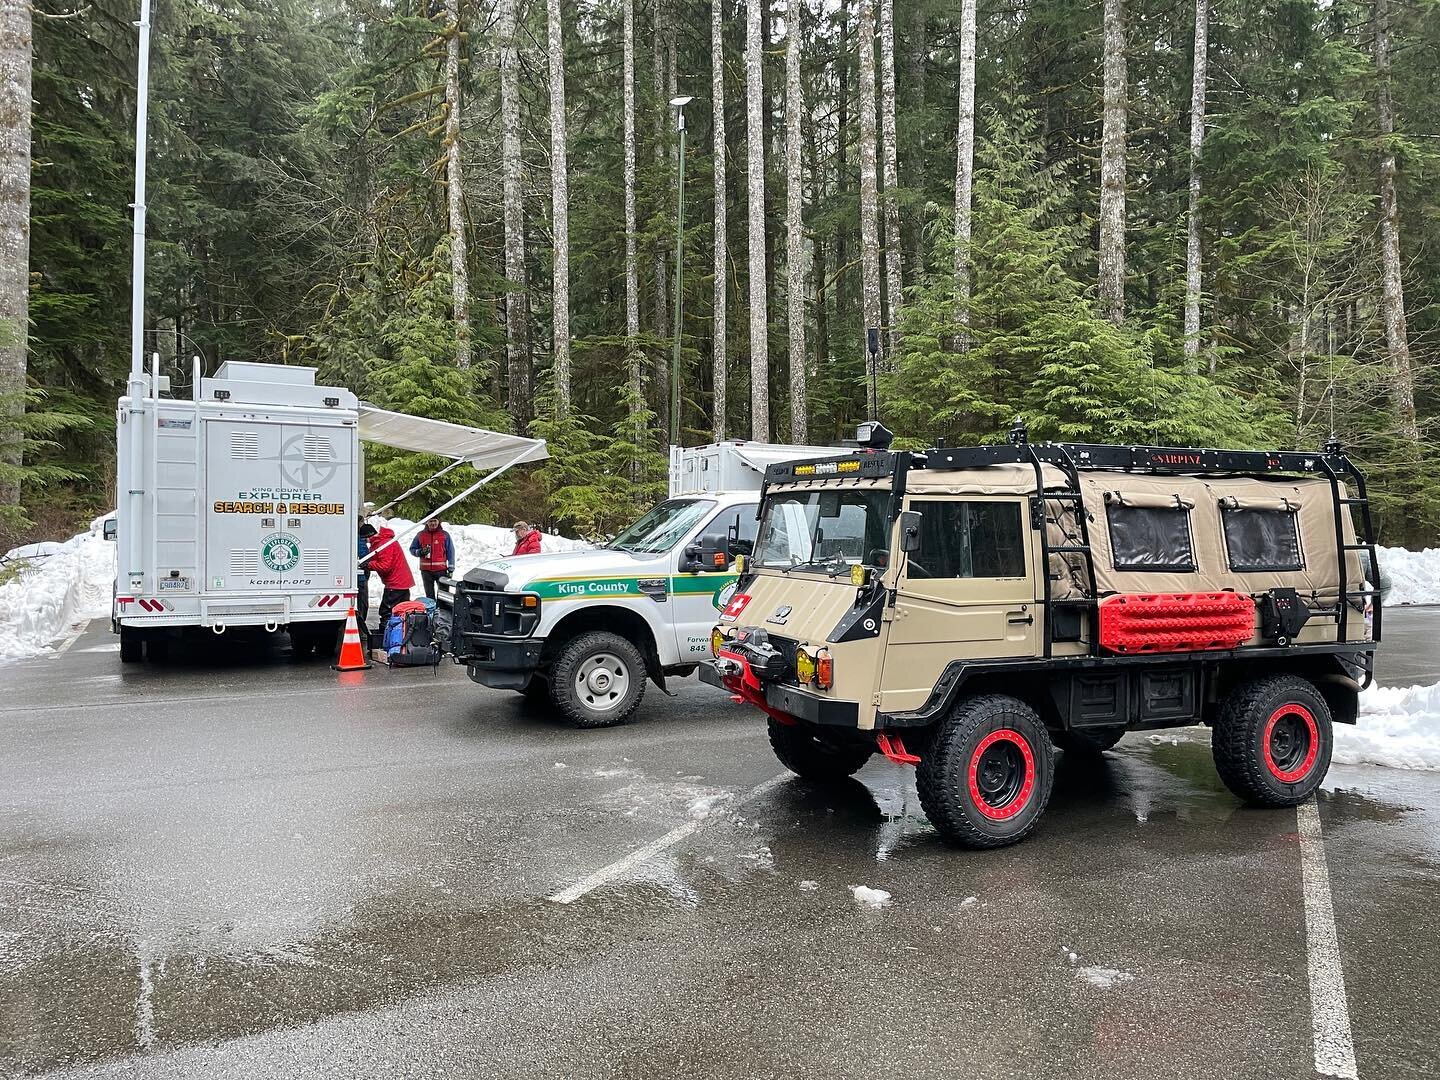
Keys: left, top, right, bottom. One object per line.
{"left": 916, "top": 694, "right": 1056, "bottom": 849}
{"left": 549, "top": 631, "right": 646, "bottom": 728}
{"left": 119, "top": 628, "right": 143, "bottom": 663}
{"left": 767, "top": 718, "right": 873, "bottom": 781}
{"left": 1213, "top": 674, "right": 1332, "bottom": 806}
{"left": 1052, "top": 727, "right": 1126, "bottom": 755}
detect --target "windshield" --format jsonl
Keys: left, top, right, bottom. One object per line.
{"left": 609, "top": 499, "right": 715, "bottom": 555}
{"left": 753, "top": 489, "right": 892, "bottom": 573}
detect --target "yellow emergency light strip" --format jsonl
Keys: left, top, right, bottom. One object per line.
{"left": 793, "top": 459, "right": 862, "bottom": 477}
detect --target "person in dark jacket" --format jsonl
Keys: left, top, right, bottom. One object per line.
{"left": 410, "top": 517, "right": 455, "bottom": 600}
{"left": 356, "top": 518, "right": 372, "bottom": 645}
{"left": 362, "top": 523, "right": 415, "bottom": 633}
{"left": 511, "top": 521, "right": 542, "bottom": 556}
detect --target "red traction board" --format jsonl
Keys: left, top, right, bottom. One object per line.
{"left": 1098, "top": 592, "right": 1255, "bottom": 655}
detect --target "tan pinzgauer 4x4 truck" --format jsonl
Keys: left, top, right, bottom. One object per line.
{"left": 700, "top": 424, "right": 1381, "bottom": 848}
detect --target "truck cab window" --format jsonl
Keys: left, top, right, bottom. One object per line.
{"left": 907, "top": 500, "right": 1026, "bottom": 579}
{"left": 707, "top": 506, "right": 760, "bottom": 552}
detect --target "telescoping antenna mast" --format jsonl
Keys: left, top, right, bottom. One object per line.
{"left": 129, "top": 0, "right": 152, "bottom": 384}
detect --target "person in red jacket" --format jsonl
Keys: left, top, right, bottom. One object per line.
{"left": 511, "top": 521, "right": 542, "bottom": 556}
{"left": 409, "top": 517, "right": 455, "bottom": 600}
{"left": 360, "top": 522, "right": 415, "bottom": 633}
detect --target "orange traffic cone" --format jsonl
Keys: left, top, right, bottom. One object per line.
{"left": 333, "top": 606, "right": 373, "bottom": 672}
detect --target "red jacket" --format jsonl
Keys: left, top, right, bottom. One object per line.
{"left": 512, "top": 529, "right": 542, "bottom": 556}
{"left": 366, "top": 527, "right": 415, "bottom": 590}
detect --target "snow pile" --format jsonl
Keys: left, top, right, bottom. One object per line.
{"left": 372, "top": 517, "right": 590, "bottom": 588}
{"left": 1380, "top": 546, "right": 1440, "bottom": 606}
{"left": 0, "top": 519, "right": 116, "bottom": 661}
{"left": 1336, "top": 682, "right": 1440, "bottom": 771}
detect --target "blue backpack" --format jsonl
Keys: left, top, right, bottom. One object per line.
{"left": 384, "top": 601, "right": 440, "bottom": 666}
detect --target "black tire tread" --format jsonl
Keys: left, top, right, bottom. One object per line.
{"left": 916, "top": 693, "right": 1056, "bottom": 849}
{"left": 548, "top": 631, "right": 647, "bottom": 729}
{"left": 1212, "top": 674, "right": 1332, "bottom": 807}
{"left": 119, "top": 629, "right": 143, "bottom": 663}
{"left": 767, "top": 718, "right": 872, "bottom": 781}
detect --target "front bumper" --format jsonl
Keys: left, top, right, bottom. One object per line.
{"left": 700, "top": 658, "right": 859, "bottom": 727}
{"left": 461, "top": 634, "right": 543, "bottom": 690}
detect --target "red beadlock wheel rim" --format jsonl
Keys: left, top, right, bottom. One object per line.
{"left": 1263, "top": 704, "right": 1319, "bottom": 783}
{"left": 967, "top": 729, "right": 1037, "bottom": 821}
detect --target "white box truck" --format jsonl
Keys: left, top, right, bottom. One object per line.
{"left": 112, "top": 361, "right": 361, "bottom": 660}
{"left": 448, "top": 440, "right": 846, "bottom": 728}
{"left": 111, "top": 359, "right": 547, "bottom": 662}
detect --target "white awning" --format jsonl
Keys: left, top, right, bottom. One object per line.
{"left": 357, "top": 404, "right": 548, "bottom": 470}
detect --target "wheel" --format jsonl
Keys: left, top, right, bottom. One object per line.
{"left": 517, "top": 675, "right": 550, "bottom": 702}
{"left": 767, "top": 717, "right": 873, "bottom": 781}
{"left": 144, "top": 636, "right": 170, "bottom": 663}
{"left": 1052, "top": 726, "right": 1126, "bottom": 755}
{"left": 916, "top": 694, "right": 1056, "bottom": 849}
{"left": 289, "top": 626, "right": 317, "bottom": 657}
{"left": 119, "top": 628, "right": 143, "bottom": 663}
{"left": 548, "top": 631, "right": 646, "bottom": 728}
{"left": 1212, "top": 674, "right": 1332, "bottom": 806}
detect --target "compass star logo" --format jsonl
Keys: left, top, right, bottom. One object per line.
{"left": 276, "top": 433, "right": 339, "bottom": 490}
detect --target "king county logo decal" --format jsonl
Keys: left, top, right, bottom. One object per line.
{"left": 261, "top": 532, "right": 302, "bottom": 574}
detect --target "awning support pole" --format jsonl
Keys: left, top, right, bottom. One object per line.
{"left": 360, "top": 447, "right": 532, "bottom": 567}
{"left": 372, "top": 456, "right": 468, "bottom": 517}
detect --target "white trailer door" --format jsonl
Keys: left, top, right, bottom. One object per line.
{"left": 204, "top": 418, "right": 287, "bottom": 593}
{"left": 275, "top": 421, "right": 354, "bottom": 594}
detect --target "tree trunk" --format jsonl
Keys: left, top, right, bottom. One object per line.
{"left": 546, "top": 0, "right": 571, "bottom": 414}
{"left": 878, "top": 0, "right": 901, "bottom": 357}
{"left": 711, "top": 0, "right": 728, "bottom": 439}
{"left": 498, "top": 0, "right": 531, "bottom": 426}
{"left": 0, "top": 0, "right": 31, "bottom": 505}
{"left": 1373, "top": 0, "right": 1418, "bottom": 440}
{"left": 1098, "top": 0, "right": 1128, "bottom": 325}
{"left": 785, "top": 0, "right": 807, "bottom": 443}
{"left": 652, "top": 0, "right": 670, "bottom": 435}
{"left": 745, "top": 0, "right": 769, "bottom": 440}
{"left": 834, "top": 1, "right": 849, "bottom": 322}
{"left": 1182, "top": 0, "right": 1207, "bottom": 372}
{"left": 857, "top": 0, "right": 882, "bottom": 358}
{"left": 624, "top": 0, "right": 642, "bottom": 436}
{"left": 953, "top": 0, "right": 977, "bottom": 337}
{"left": 443, "top": 0, "right": 472, "bottom": 372}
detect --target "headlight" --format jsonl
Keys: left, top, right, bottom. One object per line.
{"left": 710, "top": 626, "right": 728, "bottom": 656}
{"left": 815, "top": 648, "right": 834, "bottom": 690}
{"left": 795, "top": 646, "right": 816, "bottom": 684}
{"left": 850, "top": 564, "right": 869, "bottom": 587}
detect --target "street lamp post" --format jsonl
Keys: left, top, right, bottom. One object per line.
{"left": 669, "top": 95, "right": 693, "bottom": 449}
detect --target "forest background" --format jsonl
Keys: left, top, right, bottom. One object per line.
{"left": 3, "top": 0, "right": 1437, "bottom": 546}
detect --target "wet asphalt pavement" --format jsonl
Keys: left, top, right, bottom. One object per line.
{"left": 2, "top": 611, "right": 1438, "bottom": 1079}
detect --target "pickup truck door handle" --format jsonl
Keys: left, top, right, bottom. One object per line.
{"left": 1008, "top": 612, "right": 1034, "bottom": 625}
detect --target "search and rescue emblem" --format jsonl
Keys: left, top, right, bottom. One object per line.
{"left": 261, "top": 532, "right": 302, "bottom": 574}
{"left": 719, "top": 592, "right": 751, "bottom": 622}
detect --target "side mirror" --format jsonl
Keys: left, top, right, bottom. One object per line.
{"left": 898, "top": 510, "right": 923, "bottom": 554}
{"left": 682, "top": 533, "right": 730, "bottom": 573}
{"left": 102, "top": 518, "right": 118, "bottom": 542}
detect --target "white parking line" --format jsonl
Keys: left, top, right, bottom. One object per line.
{"left": 50, "top": 619, "right": 91, "bottom": 658}
{"left": 549, "top": 771, "right": 790, "bottom": 904}
{"left": 1297, "top": 797, "right": 1358, "bottom": 1080}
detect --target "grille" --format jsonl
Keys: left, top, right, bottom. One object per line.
{"left": 302, "top": 434, "right": 333, "bottom": 462}
{"left": 301, "top": 549, "right": 329, "bottom": 574}
{"left": 230, "top": 549, "right": 260, "bottom": 574}
{"left": 230, "top": 431, "right": 259, "bottom": 459}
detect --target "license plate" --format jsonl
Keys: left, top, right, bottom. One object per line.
{"left": 158, "top": 576, "right": 192, "bottom": 591}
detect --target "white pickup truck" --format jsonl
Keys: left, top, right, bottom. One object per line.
{"left": 448, "top": 441, "right": 843, "bottom": 727}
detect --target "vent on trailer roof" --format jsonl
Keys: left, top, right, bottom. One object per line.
{"left": 230, "top": 431, "right": 259, "bottom": 460}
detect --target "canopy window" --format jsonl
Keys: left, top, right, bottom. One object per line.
{"left": 1221, "top": 504, "right": 1304, "bottom": 573}
{"left": 1104, "top": 496, "right": 1197, "bottom": 573}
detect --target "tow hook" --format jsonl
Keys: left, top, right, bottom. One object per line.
{"left": 713, "top": 657, "right": 743, "bottom": 678}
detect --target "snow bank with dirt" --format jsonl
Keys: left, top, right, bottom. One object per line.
{"left": 0, "top": 518, "right": 116, "bottom": 661}
{"left": 1380, "top": 546, "right": 1440, "bottom": 606}
{"left": 1336, "top": 682, "right": 1440, "bottom": 771}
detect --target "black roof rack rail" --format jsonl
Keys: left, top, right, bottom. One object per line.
{"left": 926, "top": 440, "right": 1353, "bottom": 478}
